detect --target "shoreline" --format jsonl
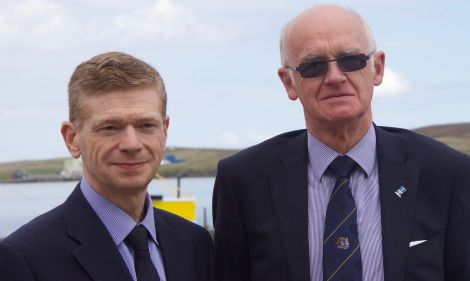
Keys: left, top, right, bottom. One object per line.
{"left": 0, "top": 173, "right": 215, "bottom": 184}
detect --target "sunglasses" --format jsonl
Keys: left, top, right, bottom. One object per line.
{"left": 286, "top": 52, "right": 374, "bottom": 78}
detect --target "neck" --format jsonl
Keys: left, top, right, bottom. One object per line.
{"left": 84, "top": 176, "right": 148, "bottom": 223}
{"left": 307, "top": 118, "right": 372, "bottom": 154}
{"left": 115, "top": 193, "right": 147, "bottom": 223}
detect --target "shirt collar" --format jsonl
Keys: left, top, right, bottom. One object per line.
{"left": 307, "top": 124, "right": 376, "bottom": 179}
{"left": 80, "top": 177, "right": 159, "bottom": 247}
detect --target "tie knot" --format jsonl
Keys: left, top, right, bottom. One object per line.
{"left": 126, "top": 225, "right": 149, "bottom": 252}
{"left": 328, "top": 155, "right": 357, "bottom": 178}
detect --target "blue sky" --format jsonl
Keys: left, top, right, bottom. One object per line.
{"left": 0, "top": 0, "right": 469, "bottom": 162}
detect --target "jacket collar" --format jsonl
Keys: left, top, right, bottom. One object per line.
{"left": 62, "top": 185, "right": 134, "bottom": 281}
{"left": 269, "top": 131, "right": 311, "bottom": 281}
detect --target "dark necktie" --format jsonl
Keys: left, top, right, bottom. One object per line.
{"left": 323, "top": 155, "right": 363, "bottom": 281}
{"left": 126, "top": 225, "right": 161, "bottom": 281}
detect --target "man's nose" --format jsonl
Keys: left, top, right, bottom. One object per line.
{"left": 119, "top": 126, "right": 143, "bottom": 152}
{"left": 324, "top": 61, "right": 347, "bottom": 85}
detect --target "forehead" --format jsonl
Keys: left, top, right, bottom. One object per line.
{"left": 286, "top": 7, "right": 369, "bottom": 61}
{"left": 80, "top": 87, "right": 164, "bottom": 124}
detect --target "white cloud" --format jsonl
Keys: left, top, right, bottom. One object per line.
{"left": 374, "top": 67, "right": 411, "bottom": 98}
{"left": 0, "top": 0, "right": 70, "bottom": 53}
{"left": 3, "top": 0, "right": 65, "bottom": 33}
{"left": 16, "top": 0, "right": 57, "bottom": 18}
{"left": 0, "top": 0, "right": 230, "bottom": 56}
{"left": 112, "top": 0, "right": 229, "bottom": 42}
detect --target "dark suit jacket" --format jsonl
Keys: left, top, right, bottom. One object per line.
{"left": 213, "top": 126, "right": 470, "bottom": 281}
{"left": 0, "top": 185, "right": 215, "bottom": 281}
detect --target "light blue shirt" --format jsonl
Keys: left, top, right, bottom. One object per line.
{"left": 80, "top": 178, "right": 166, "bottom": 281}
{"left": 307, "top": 125, "right": 384, "bottom": 281}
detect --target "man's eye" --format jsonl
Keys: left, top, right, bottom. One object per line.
{"left": 141, "top": 123, "right": 158, "bottom": 129}
{"left": 101, "top": 125, "right": 118, "bottom": 131}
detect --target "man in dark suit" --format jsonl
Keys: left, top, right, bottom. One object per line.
{"left": 213, "top": 5, "right": 470, "bottom": 281}
{"left": 0, "top": 52, "right": 215, "bottom": 281}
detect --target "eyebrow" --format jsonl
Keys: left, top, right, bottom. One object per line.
{"left": 300, "top": 48, "right": 364, "bottom": 64}
{"left": 91, "top": 116, "right": 162, "bottom": 128}
{"left": 299, "top": 55, "right": 324, "bottom": 64}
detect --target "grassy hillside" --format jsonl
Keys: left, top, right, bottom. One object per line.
{"left": 0, "top": 147, "right": 239, "bottom": 182}
{"left": 1, "top": 122, "right": 469, "bottom": 182}
{"left": 158, "top": 147, "right": 238, "bottom": 177}
{"left": 0, "top": 158, "right": 66, "bottom": 182}
{"left": 414, "top": 122, "right": 470, "bottom": 155}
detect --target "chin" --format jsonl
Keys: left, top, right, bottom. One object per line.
{"left": 327, "top": 113, "right": 356, "bottom": 123}
{"left": 328, "top": 107, "right": 366, "bottom": 121}
{"left": 115, "top": 177, "right": 152, "bottom": 191}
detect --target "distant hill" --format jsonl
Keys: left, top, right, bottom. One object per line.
{"left": 0, "top": 122, "right": 469, "bottom": 182}
{"left": 414, "top": 122, "right": 470, "bottom": 138}
{"left": 0, "top": 147, "right": 239, "bottom": 182}
{"left": 158, "top": 147, "right": 239, "bottom": 177}
{"left": 0, "top": 158, "right": 66, "bottom": 182}
{"left": 414, "top": 122, "right": 470, "bottom": 155}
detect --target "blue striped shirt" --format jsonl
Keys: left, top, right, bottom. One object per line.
{"left": 80, "top": 178, "right": 166, "bottom": 281}
{"left": 307, "top": 125, "right": 384, "bottom": 281}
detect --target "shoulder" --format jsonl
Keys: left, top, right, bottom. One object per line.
{"left": 153, "top": 208, "right": 211, "bottom": 241}
{"left": 153, "top": 209, "right": 215, "bottom": 279}
{"left": 0, "top": 205, "right": 68, "bottom": 272}
{"left": 376, "top": 125, "right": 470, "bottom": 165}
{"left": 0, "top": 241, "right": 35, "bottom": 280}
{"left": 1, "top": 205, "right": 64, "bottom": 249}
{"left": 219, "top": 129, "right": 306, "bottom": 167}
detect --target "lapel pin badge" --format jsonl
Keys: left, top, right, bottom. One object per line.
{"left": 395, "top": 186, "right": 407, "bottom": 198}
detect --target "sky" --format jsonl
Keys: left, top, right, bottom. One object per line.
{"left": 0, "top": 0, "right": 469, "bottom": 163}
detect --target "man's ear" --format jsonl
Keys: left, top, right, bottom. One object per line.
{"left": 278, "top": 67, "right": 299, "bottom": 101}
{"left": 162, "top": 115, "right": 170, "bottom": 148}
{"left": 61, "top": 121, "right": 81, "bottom": 158}
{"left": 373, "top": 51, "right": 385, "bottom": 86}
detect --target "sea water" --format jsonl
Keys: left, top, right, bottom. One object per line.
{"left": 0, "top": 177, "right": 215, "bottom": 239}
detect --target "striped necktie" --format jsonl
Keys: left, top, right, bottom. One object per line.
{"left": 126, "top": 225, "right": 161, "bottom": 281}
{"left": 323, "top": 155, "right": 362, "bottom": 281}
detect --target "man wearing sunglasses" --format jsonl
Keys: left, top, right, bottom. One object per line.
{"left": 213, "top": 4, "right": 470, "bottom": 281}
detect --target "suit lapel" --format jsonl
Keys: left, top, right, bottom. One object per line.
{"left": 269, "top": 132, "right": 310, "bottom": 281}
{"left": 154, "top": 210, "right": 185, "bottom": 281}
{"left": 62, "top": 185, "right": 133, "bottom": 281}
{"left": 376, "top": 126, "right": 419, "bottom": 281}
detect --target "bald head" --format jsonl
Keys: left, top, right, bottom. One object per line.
{"left": 280, "top": 5, "right": 376, "bottom": 66}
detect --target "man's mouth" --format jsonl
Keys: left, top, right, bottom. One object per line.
{"left": 112, "top": 161, "right": 147, "bottom": 169}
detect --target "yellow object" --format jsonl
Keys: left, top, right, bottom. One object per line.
{"left": 152, "top": 198, "right": 196, "bottom": 222}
